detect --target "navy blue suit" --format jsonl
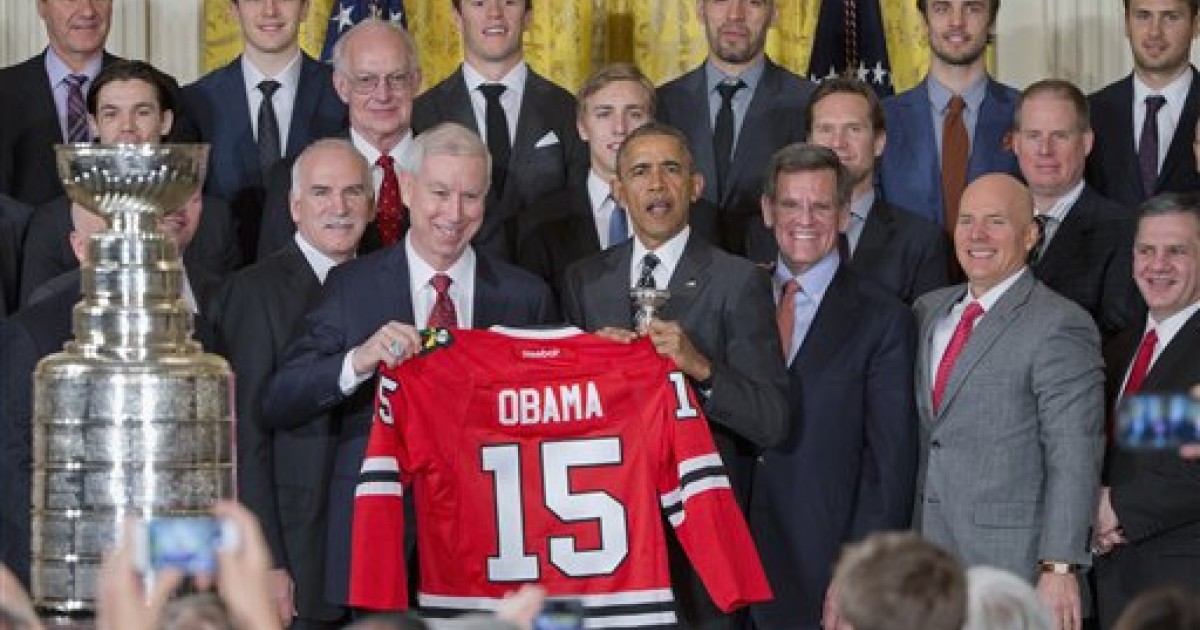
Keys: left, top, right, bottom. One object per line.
{"left": 1086, "top": 67, "right": 1200, "bottom": 209}
{"left": 183, "top": 55, "right": 347, "bottom": 262}
{"left": 879, "top": 78, "right": 1020, "bottom": 225}
{"left": 749, "top": 263, "right": 919, "bottom": 630}
{"left": 261, "top": 244, "right": 557, "bottom": 605}
{"left": 657, "top": 59, "right": 814, "bottom": 255}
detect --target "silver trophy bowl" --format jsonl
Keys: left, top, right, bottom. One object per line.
{"left": 30, "top": 144, "right": 234, "bottom": 612}
{"left": 631, "top": 287, "right": 670, "bottom": 335}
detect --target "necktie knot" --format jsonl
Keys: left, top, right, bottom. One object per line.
{"left": 431, "top": 273, "right": 453, "bottom": 294}
{"left": 780, "top": 278, "right": 800, "bottom": 302}
{"left": 961, "top": 300, "right": 984, "bottom": 327}
{"left": 480, "top": 83, "right": 506, "bottom": 103}
{"left": 637, "top": 253, "right": 660, "bottom": 289}
{"left": 259, "top": 79, "right": 281, "bottom": 99}
{"left": 1145, "top": 95, "right": 1167, "bottom": 115}
{"left": 377, "top": 154, "right": 395, "bottom": 170}
{"left": 427, "top": 273, "right": 458, "bottom": 329}
{"left": 716, "top": 79, "right": 745, "bottom": 103}
{"left": 65, "top": 74, "right": 88, "bottom": 89}
{"left": 947, "top": 94, "right": 966, "bottom": 115}
{"left": 64, "top": 74, "right": 90, "bottom": 143}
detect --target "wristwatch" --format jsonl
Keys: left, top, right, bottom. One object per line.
{"left": 1038, "top": 561, "right": 1077, "bottom": 575}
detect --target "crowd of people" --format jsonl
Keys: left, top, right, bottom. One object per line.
{"left": 1, "top": 0, "right": 1200, "bottom": 628}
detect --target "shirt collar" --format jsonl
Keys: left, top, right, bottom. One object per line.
{"left": 586, "top": 169, "right": 613, "bottom": 215}
{"left": 351, "top": 127, "right": 415, "bottom": 167}
{"left": 1133, "top": 67, "right": 1194, "bottom": 108}
{"left": 774, "top": 248, "right": 840, "bottom": 303}
{"left": 927, "top": 73, "right": 987, "bottom": 114}
{"left": 241, "top": 51, "right": 303, "bottom": 94}
{"left": 44, "top": 47, "right": 103, "bottom": 86}
{"left": 704, "top": 56, "right": 766, "bottom": 94}
{"left": 631, "top": 226, "right": 691, "bottom": 285}
{"left": 463, "top": 60, "right": 528, "bottom": 101}
{"left": 294, "top": 232, "right": 342, "bottom": 284}
{"left": 405, "top": 233, "right": 476, "bottom": 291}
{"left": 966, "top": 267, "right": 1028, "bottom": 309}
{"left": 1147, "top": 298, "right": 1200, "bottom": 343}
{"left": 1036, "top": 180, "right": 1085, "bottom": 223}
{"left": 850, "top": 189, "right": 876, "bottom": 223}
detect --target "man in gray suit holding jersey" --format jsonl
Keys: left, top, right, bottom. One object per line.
{"left": 912, "top": 173, "right": 1104, "bottom": 630}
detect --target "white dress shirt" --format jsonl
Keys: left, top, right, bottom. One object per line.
{"left": 241, "top": 52, "right": 303, "bottom": 153}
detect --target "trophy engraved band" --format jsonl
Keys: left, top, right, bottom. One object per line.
{"left": 30, "top": 144, "right": 234, "bottom": 612}
{"left": 631, "top": 287, "right": 670, "bottom": 335}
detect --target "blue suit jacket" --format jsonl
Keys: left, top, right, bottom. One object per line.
{"left": 183, "top": 55, "right": 347, "bottom": 261}
{"left": 261, "top": 244, "right": 557, "bottom": 605}
{"left": 749, "top": 264, "right": 919, "bottom": 630}
{"left": 879, "top": 77, "right": 1020, "bottom": 225}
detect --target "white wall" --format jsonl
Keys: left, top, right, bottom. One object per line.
{"left": 0, "top": 0, "right": 1195, "bottom": 91}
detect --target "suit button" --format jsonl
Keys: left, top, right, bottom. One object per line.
{"left": 931, "top": 439, "right": 942, "bottom": 449}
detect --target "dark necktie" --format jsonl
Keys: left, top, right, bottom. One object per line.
{"left": 1138, "top": 95, "right": 1167, "bottom": 198}
{"left": 636, "top": 253, "right": 660, "bottom": 289}
{"left": 932, "top": 301, "right": 984, "bottom": 411}
{"left": 1122, "top": 328, "right": 1158, "bottom": 398}
{"left": 479, "top": 83, "right": 511, "bottom": 195}
{"left": 376, "top": 154, "right": 404, "bottom": 246}
{"left": 607, "top": 195, "right": 627, "bottom": 249}
{"left": 65, "top": 74, "right": 89, "bottom": 142}
{"left": 427, "top": 273, "right": 458, "bottom": 329}
{"left": 1030, "top": 214, "right": 1056, "bottom": 265}
{"left": 777, "top": 279, "right": 800, "bottom": 360}
{"left": 257, "top": 79, "right": 283, "bottom": 177}
{"left": 941, "top": 95, "right": 968, "bottom": 229}
{"left": 713, "top": 80, "right": 745, "bottom": 198}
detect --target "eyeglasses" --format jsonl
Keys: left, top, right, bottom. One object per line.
{"left": 344, "top": 71, "right": 415, "bottom": 95}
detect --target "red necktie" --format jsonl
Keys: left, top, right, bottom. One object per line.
{"left": 777, "top": 279, "right": 800, "bottom": 360}
{"left": 1122, "top": 328, "right": 1158, "bottom": 398}
{"left": 427, "top": 273, "right": 458, "bottom": 329}
{"left": 376, "top": 154, "right": 404, "bottom": 246}
{"left": 932, "top": 301, "right": 984, "bottom": 411}
{"left": 941, "top": 95, "right": 968, "bottom": 229}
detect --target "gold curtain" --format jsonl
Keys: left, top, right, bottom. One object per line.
{"left": 203, "top": 0, "right": 933, "bottom": 94}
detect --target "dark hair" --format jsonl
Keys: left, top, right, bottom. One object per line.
{"left": 1114, "top": 586, "right": 1200, "bottom": 630}
{"left": 1122, "top": 0, "right": 1200, "bottom": 15}
{"left": 762, "top": 143, "right": 853, "bottom": 208}
{"left": 916, "top": 0, "right": 1001, "bottom": 24}
{"left": 452, "top": 0, "right": 531, "bottom": 10}
{"left": 86, "top": 60, "right": 175, "bottom": 116}
{"left": 614, "top": 122, "right": 694, "bottom": 179}
{"left": 833, "top": 532, "right": 967, "bottom": 630}
{"left": 1138, "top": 192, "right": 1200, "bottom": 233}
{"left": 577, "top": 63, "right": 657, "bottom": 119}
{"left": 1015, "top": 79, "right": 1090, "bottom": 132}
{"left": 806, "top": 76, "right": 886, "bottom": 134}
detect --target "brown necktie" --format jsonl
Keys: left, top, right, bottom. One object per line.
{"left": 376, "top": 155, "right": 404, "bottom": 246}
{"left": 941, "top": 95, "right": 968, "bottom": 229}
{"left": 427, "top": 274, "right": 458, "bottom": 329}
{"left": 776, "top": 279, "right": 800, "bottom": 360}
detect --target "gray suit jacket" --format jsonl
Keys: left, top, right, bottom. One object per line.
{"left": 913, "top": 270, "right": 1105, "bottom": 577}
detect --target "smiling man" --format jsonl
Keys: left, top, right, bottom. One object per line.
{"left": 411, "top": 0, "right": 587, "bottom": 261}
{"left": 912, "top": 173, "right": 1104, "bottom": 630}
{"left": 1086, "top": 0, "right": 1200, "bottom": 207}
{"left": 878, "top": 0, "right": 1020, "bottom": 232}
{"left": 657, "top": 0, "right": 814, "bottom": 255}
{"left": 561, "top": 122, "right": 787, "bottom": 630}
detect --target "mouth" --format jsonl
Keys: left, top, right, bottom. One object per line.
{"left": 258, "top": 22, "right": 287, "bottom": 35}
{"left": 482, "top": 25, "right": 509, "bottom": 37}
{"left": 964, "top": 248, "right": 997, "bottom": 260}
{"left": 322, "top": 219, "right": 357, "bottom": 232}
{"left": 942, "top": 32, "right": 972, "bottom": 46}
{"left": 781, "top": 228, "right": 821, "bottom": 242}
{"left": 642, "top": 199, "right": 674, "bottom": 217}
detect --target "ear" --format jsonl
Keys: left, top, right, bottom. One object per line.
{"left": 160, "top": 110, "right": 174, "bottom": 139}
{"left": 689, "top": 172, "right": 704, "bottom": 202}
{"left": 760, "top": 193, "right": 775, "bottom": 228}
{"left": 1082, "top": 129, "right": 1094, "bottom": 158}
{"left": 333, "top": 71, "right": 351, "bottom": 105}
{"left": 87, "top": 115, "right": 100, "bottom": 141}
{"left": 68, "top": 230, "right": 87, "bottom": 264}
{"left": 873, "top": 129, "right": 886, "bottom": 158}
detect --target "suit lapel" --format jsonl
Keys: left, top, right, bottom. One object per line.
{"left": 1142, "top": 309, "right": 1200, "bottom": 390}
{"left": 378, "top": 246, "right": 415, "bottom": 325}
{"left": 591, "top": 242, "right": 635, "bottom": 328}
{"left": 1034, "top": 190, "right": 1096, "bottom": 280}
{"left": 937, "top": 272, "right": 1036, "bottom": 419}
{"left": 512, "top": 71, "right": 550, "bottom": 165}
{"left": 793, "top": 265, "right": 860, "bottom": 369}
{"left": 1108, "top": 76, "right": 1145, "bottom": 197}
{"left": 968, "top": 79, "right": 1015, "bottom": 177}
{"left": 918, "top": 287, "right": 962, "bottom": 421}
{"left": 725, "top": 62, "right": 776, "bottom": 205}
{"left": 675, "top": 70, "right": 719, "bottom": 204}
{"left": 287, "top": 55, "right": 322, "bottom": 158}
{"left": 664, "top": 235, "right": 712, "bottom": 321}
{"left": 223, "top": 59, "right": 261, "bottom": 184}
{"left": 444, "top": 68, "right": 480, "bottom": 133}
{"left": 898, "top": 82, "right": 942, "bottom": 214}
{"left": 1159, "top": 66, "right": 1200, "bottom": 189}
{"left": 852, "top": 198, "right": 892, "bottom": 267}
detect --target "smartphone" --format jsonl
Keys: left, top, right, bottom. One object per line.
{"left": 134, "top": 517, "right": 239, "bottom": 575}
{"left": 1117, "top": 393, "right": 1200, "bottom": 450}
{"left": 533, "top": 599, "right": 585, "bottom": 630}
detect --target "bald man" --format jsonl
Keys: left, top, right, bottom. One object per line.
{"left": 912, "top": 174, "right": 1104, "bottom": 630}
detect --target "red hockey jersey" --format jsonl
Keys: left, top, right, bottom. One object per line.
{"left": 348, "top": 328, "right": 771, "bottom": 627}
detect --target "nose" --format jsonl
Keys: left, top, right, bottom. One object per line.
{"left": 1036, "top": 135, "right": 1052, "bottom": 156}
{"left": 613, "top": 114, "right": 630, "bottom": 136}
{"left": 948, "top": 6, "right": 965, "bottom": 27}
{"left": 728, "top": 0, "right": 746, "bottom": 19}
{"left": 485, "top": 0, "right": 503, "bottom": 18}
{"left": 262, "top": 0, "right": 280, "bottom": 16}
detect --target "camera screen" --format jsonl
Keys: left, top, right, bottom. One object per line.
{"left": 1118, "top": 393, "right": 1200, "bottom": 450}
{"left": 145, "top": 518, "right": 222, "bottom": 575}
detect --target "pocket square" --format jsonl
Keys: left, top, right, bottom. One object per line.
{"left": 534, "top": 131, "right": 560, "bottom": 148}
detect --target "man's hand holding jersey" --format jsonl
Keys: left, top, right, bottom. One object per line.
{"left": 351, "top": 322, "right": 423, "bottom": 374}
{"left": 595, "top": 319, "right": 713, "bottom": 384}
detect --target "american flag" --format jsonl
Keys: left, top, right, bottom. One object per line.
{"left": 808, "top": 0, "right": 894, "bottom": 96}
{"left": 321, "top": 0, "right": 408, "bottom": 61}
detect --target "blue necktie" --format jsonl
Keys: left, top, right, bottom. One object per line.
{"left": 607, "top": 196, "right": 627, "bottom": 248}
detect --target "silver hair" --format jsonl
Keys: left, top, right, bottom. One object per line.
{"left": 964, "top": 566, "right": 1055, "bottom": 630}
{"left": 331, "top": 17, "right": 420, "bottom": 76}
{"left": 400, "top": 122, "right": 491, "bottom": 184}
{"left": 289, "top": 137, "right": 373, "bottom": 202}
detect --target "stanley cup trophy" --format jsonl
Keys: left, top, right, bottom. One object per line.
{"left": 30, "top": 144, "right": 234, "bottom": 612}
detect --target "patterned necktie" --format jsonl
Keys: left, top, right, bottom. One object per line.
{"left": 1030, "top": 214, "right": 1056, "bottom": 265}
{"left": 1122, "top": 328, "right": 1158, "bottom": 398}
{"left": 65, "top": 74, "right": 89, "bottom": 142}
{"left": 713, "top": 79, "right": 745, "bottom": 198}
{"left": 479, "top": 83, "right": 511, "bottom": 195}
{"left": 427, "top": 274, "right": 458, "bottom": 329}
{"left": 932, "top": 301, "right": 984, "bottom": 411}
{"left": 636, "top": 253, "right": 660, "bottom": 289}
{"left": 257, "top": 79, "right": 283, "bottom": 177}
{"left": 777, "top": 279, "right": 800, "bottom": 360}
{"left": 607, "top": 195, "right": 627, "bottom": 249}
{"left": 941, "top": 95, "right": 968, "bottom": 230}
{"left": 376, "top": 154, "right": 404, "bottom": 246}
{"left": 1138, "top": 95, "right": 1166, "bottom": 198}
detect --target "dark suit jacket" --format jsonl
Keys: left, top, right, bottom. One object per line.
{"left": 183, "top": 55, "right": 347, "bottom": 263}
{"left": 1095, "top": 309, "right": 1200, "bottom": 627}
{"left": 749, "top": 264, "right": 918, "bottom": 630}
{"left": 19, "top": 195, "right": 238, "bottom": 306}
{"left": 746, "top": 197, "right": 951, "bottom": 304}
{"left": 1086, "top": 67, "right": 1200, "bottom": 209}
{"left": 411, "top": 66, "right": 587, "bottom": 261}
{"left": 207, "top": 241, "right": 343, "bottom": 621}
{"left": 261, "top": 245, "right": 557, "bottom": 605}
{"left": 0, "top": 195, "right": 32, "bottom": 315}
{"left": 657, "top": 59, "right": 814, "bottom": 255}
{"left": 1031, "top": 186, "right": 1143, "bottom": 341}
{"left": 560, "top": 232, "right": 788, "bottom": 629}
{"left": 256, "top": 136, "right": 386, "bottom": 259}
{"left": 0, "top": 266, "right": 218, "bottom": 585}
{"left": 514, "top": 183, "right": 719, "bottom": 298}
{"left": 879, "top": 77, "right": 1021, "bottom": 225}
{"left": 0, "top": 51, "right": 194, "bottom": 207}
